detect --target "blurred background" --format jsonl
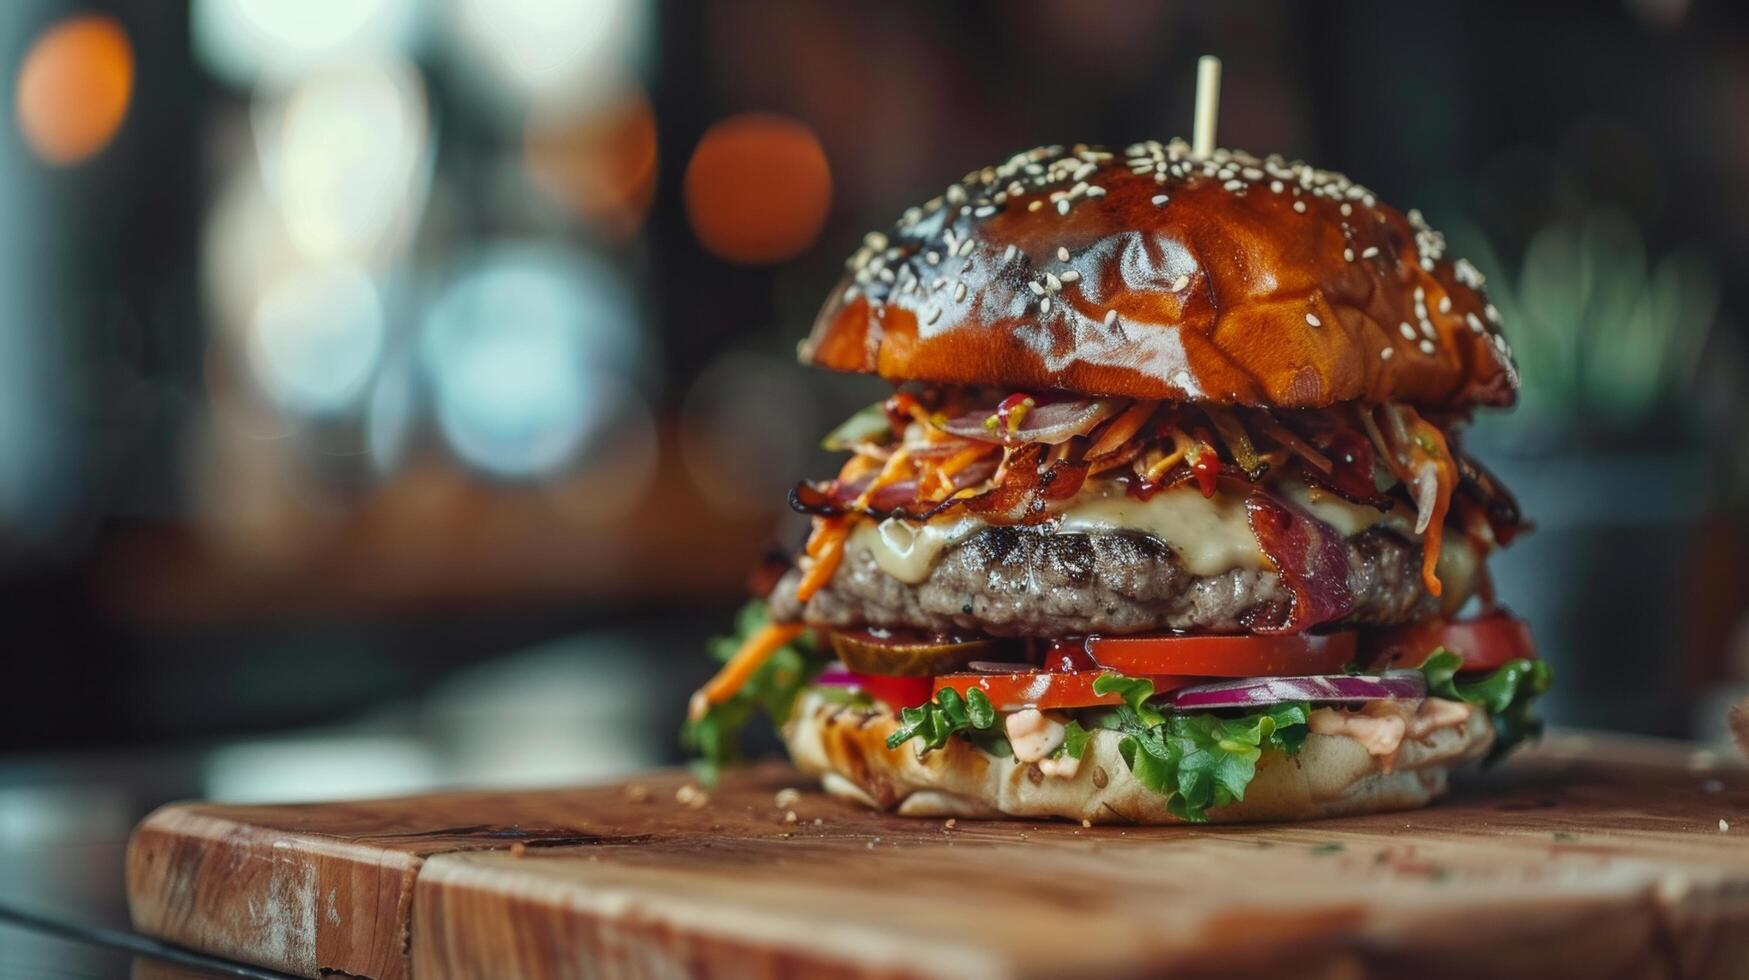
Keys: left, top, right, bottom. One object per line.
{"left": 1, "top": 0, "right": 1748, "bottom": 834}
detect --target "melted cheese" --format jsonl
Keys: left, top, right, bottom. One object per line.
{"left": 850, "top": 516, "right": 984, "bottom": 585}
{"left": 850, "top": 479, "right": 1410, "bottom": 585}
{"left": 1057, "top": 486, "right": 1263, "bottom": 576}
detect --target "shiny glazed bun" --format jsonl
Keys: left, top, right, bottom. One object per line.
{"left": 802, "top": 142, "right": 1518, "bottom": 410}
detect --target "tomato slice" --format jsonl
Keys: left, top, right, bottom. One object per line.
{"left": 934, "top": 671, "right": 1194, "bottom": 711}
{"left": 851, "top": 673, "right": 935, "bottom": 711}
{"left": 1364, "top": 613, "right": 1536, "bottom": 673}
{"left": 1075, "top": 631, "right": 1357, "bottom": 678}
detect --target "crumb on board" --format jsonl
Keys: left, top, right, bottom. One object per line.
{"left": 675, "top": 784, "right": 710, "bottom": 808}
{"left": 1081, "top": 819, "right": 1092, "bottom": 829}
{"left": 774, "top": 787, "right": 802, "bottom": 809}
{"left": 944, "top": 818, "right": 956, "bottom": 830}
{"left": 813, "top": 817, "right": 823, "bottom": 826}
{"left": 1723, "top": 819, "right": 1732, "bottom": 833}
{"left": 509, "top": 842, "right": 528, "bottom": 858}
{"left": 783, "top": 810, "right": 798, "bottom": 825}
{"left": 623, "top": 784, "right": 652, "bottom": 803}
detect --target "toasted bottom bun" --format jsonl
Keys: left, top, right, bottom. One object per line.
{"left": 782, "top": 690, "right": 1495, "bottom": 824}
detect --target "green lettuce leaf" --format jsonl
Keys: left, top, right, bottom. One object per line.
{"left": 681, "top": 601, "right": 826, "bottom": 783}
{"left": 1059, "top": 719, "right": 1091, "bottom": 761}
{"left": 1417, "top": 649, "right": 1553, "bottom": 762}
{"left": 1091, "top": 672, "right": 1310, "bottom": 822}
{"left": 886, "top": 686, "right": 998, "bottom": 753}
{"left": 821, "top": 402, "right": 893, "bottom": 450}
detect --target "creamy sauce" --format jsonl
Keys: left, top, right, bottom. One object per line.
{"left": 1004, "top": 708, "right": 1066, "bottom": 763}
{"left": 849, "top": 478, "right": 1410, "bottom": 584}
{"left": 1308, "top": 698, "right": 1474, "bottom": 772}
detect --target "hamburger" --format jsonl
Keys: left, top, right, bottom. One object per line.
{"left": 686, "top": 140, "right": 1548, "bottom": 824}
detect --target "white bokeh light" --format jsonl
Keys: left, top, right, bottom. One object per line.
{"left": 193, "top": 0, "right": 420, "bottom": 89}
{"left": 254, "top": 59, "right": 431, "bottom": 262}
{"left": 248, "top": 263, "right": 386, "bottom": 416}
{"left": 420, "top": 246, "right": 643, "bottom": 478}
{"left": 446, "top": 0, "right": 646, "bottom": 108}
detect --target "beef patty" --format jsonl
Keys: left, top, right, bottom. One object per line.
{"left": 768, "top": 523, "right": 1442, "bottom": 636}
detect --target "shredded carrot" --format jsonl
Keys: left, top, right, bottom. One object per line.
{"left": 796, "top": 518, "right": 849, "bottom": 602}
{"left": 1142, "top": 428, "right": 1195, "bottom": 482}
{"left": 924, "top": 444, "right": 991, "bottom": 498}
{"left": 687, "top": 621, "right": 807, "bottom": 722}
{"left": 1085, "top": 401, "right": 1155, "bottom": 459}
{"left": 852, "top": 448, "right": 912, "bottom": 508}
{"left": 1401, "top": 409, "right": 1455, "bottom": 597}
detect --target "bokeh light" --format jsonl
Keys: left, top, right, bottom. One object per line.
{"left": 255, "top": 60, "right": 431, "bottom": 262}
{"left": 679, "top": 350, "right": 817, "bottom": 517}
{"left": 522, "top": 83, "right": 658, "bottom": 241}
{"left": 193, "top": 0, "right": 419, "bottom": 89}
{"left": 419, "top": 246, "right": 643, "bottom": 479}
{"left": 448, "top": 0, "right": 646, "bottom": 106}
{"left": 15, "top": 15, "right": 133, "bottom": 165}
{"left": 247, "top": 263, "right": 385, "bottom": 417}
{"left": 684, "top": 113, "right": 832, "bottom": 264}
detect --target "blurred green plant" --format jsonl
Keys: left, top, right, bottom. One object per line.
{"left": 1450, "top": 209, "right": 1717, "bottom": 438}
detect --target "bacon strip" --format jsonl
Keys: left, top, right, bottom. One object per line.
{"left": 1245, "top": 488, "right": 1356, "bottom": 633}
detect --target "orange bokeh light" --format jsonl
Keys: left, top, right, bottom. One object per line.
{"left": 524, "top": 86, "right": 660, "bottom": 242}
{"left": 16, "top": 15, "right": 134, "bottom": 165}
{"left": 684, "top": 113, "right": 831, "bottom": 264}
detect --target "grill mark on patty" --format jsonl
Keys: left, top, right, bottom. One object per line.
{"left": 769, "top": 524, "right": 1441, "bottom": 637}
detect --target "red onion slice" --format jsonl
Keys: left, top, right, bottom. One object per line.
{"left": 815, "top": 664, "right": 860, "bottom": 687}
{"left": 1171, "top": 670, "right": 1426, "bottom": 710}
{"left": 941, "top": 399, "right": 1120, "bottom": 445}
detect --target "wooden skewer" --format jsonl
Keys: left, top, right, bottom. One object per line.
{"left": 1192, "top": 55, "right": 1222, "bottom": 159}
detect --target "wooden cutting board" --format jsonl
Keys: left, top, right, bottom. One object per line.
{"left": 127, "top": 732, "right": 1749, "bottom": 980}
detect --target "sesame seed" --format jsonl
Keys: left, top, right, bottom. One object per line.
{"left": 926, "top": 251, "right": 941, "bottom": 265}
{"left": 1340, "top": 203, "right": 1352, "bottom": 217}
{"left": 1041, "top": 296, "right": 1052, "bottom": 313}
{"left": 1466, "top": 313, "right": 1484, "bottom": 333}
{"left": 1293, "top": 200, "right": 1307, "bottom": 213}
{"left": 957, "top": 239, "right": 974, "bottom": 257}
{"left": 1485, "top": 304, "right": 1501, "bottom": 323}
{"left": 1060, "top": 270, "right": 1081, "bottom": 283}
{"left": 1057, "top": 200, "right": 1070, "bottom": 215}
{"left": 1057, "top": 246, "right": 1070, "bottom": 262}
{"left": 1044, "top": 273, "right": 1062, "bottom": 292}
{"left": 1003, "top": 244, "right": 1017, "bottom": 264}
{"left": 1104, "top": 309, "right": 1118, "bottom": 326}
{"left": 954, "top": 282, "right": 967, "bottom": 302}
{"left": 1224, "top": 179, "right": 1245, "bottom": 192}
{"left": 1171, "top": 275, "right": 1190, "bottom": 292}
{"left": 974, "top": 205, "right": 996, "bottom": 218}
{"left": 1086, "top": 185, "right": 1106, "bottom": 198}
{"left": 1420, "top": 319, "right": 1436, "bottom": 339}
{"left": 1438, "top": 295, "right": 1452, "bottom": 315}
{"left": 1399, "top": 322, "right": 1417, "bottom": 340}
{"left": 1151, "top": 194, "right": 1168, "bottom": 206}
{"left": 925, "top": 307, "right": 941, "bottom": 326}
{"left": 1028, "top": 281, "right": 1045, "bottom": 296}
{"left": 1306, "top": 313, "right": 1321, "bottom": 327}
{"left": 1028, "top": 200, "right": 1044, "bottom": 212}
{"left": 1270, "top": 180, "right": 1284, "bottom": 193}
{"left": 1343, "top": 248, "right": 1354, "bottom": 262}
{"left": 1419, "top": 339, "right": 1437, "bottom": 354}
{"left": 1361, "top": 246, "right": 1380, "bottom": 259}
{"left": 1380, "top": 347, "right": 1395, "bottom": 361}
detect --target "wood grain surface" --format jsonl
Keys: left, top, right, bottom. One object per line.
{"left": 127, "top": 733, "right": 1749, "bottom": 980}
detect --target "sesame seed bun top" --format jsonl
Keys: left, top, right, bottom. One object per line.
{"left": 801, "top": 141, "right": 1518, "bottom": 411}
